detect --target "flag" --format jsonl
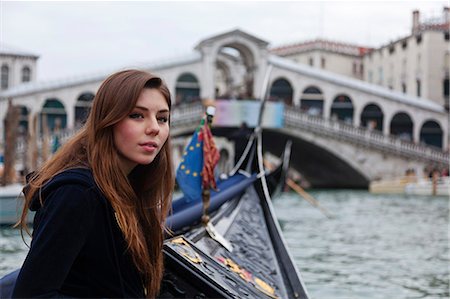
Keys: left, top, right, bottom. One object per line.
{"left": 201, "top": 123, "right": 220, "bottom": 190}
{"left": 176, "top": 118, "right": 220, "bottom": 202}
{"left": 176, "top": 129, "right": 204, "bottom": 202}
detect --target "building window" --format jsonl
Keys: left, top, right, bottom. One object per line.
{"left": 416, "top": 34, "right": 422, "bottom": 44}
{"left": 352, "top": 62, "right": 357, "bottom": 74}
{"left": 444, "top": 78, "right": 449, "bottom": 98}
{"left": 368, "top": 71, "right": 373, "bottom": 83}
{"left": 359, "top": 64, "right": 364, "bottom": 76}
{"left": 417, "top": 54, "right": 421, "bottom": 73}
{"left": 309, "top": 57, "right": 313, "bottom": 66}
{"left": 1, "top": 64, "right": 9, "bottom": 90}
{"left": 389, "top": 45, "right": 395, "bottom": 54}
{"left": 402, "top": 83, "right": 407, "bottom": 93}
{"left": 321, "top": 57, "right": 325, "bottom": 68}
{"left": 378, "top": 67, "right": 383, "bottom": 85}
{"left": 22, "top": 66, "right": 31, "bottom": 82}
{"left": 402, "top": 40, "right": 408, "bottom": 49}
{"left": 417, "top": 79, "right": 421, "bottom": 97}
{"left": 445, "top": 31, "right": 450, "bottom": 41}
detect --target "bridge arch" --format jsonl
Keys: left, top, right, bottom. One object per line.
{"left": 300, "top": 86, "right": 324, "bottom": 116}
{"left": 75, "top": 92, "right": 94, "bottom": 127}
{"left": 41, "top": 98, "right": 67, "bottom": 132}
{"left": 195, "top": 30, "right": 269, "bottom": 99}
{"left": 420, "top": 120, "right": 443, "bottom": 148}
{"left": 390, "top": 112, "right": 413, "bottom": 141}
{"left": 360, "top": 103, "right": 383, "bottom": 131}
{"left": 269, "top": 77, "right": 294, "bottom": 105}
{"left": 175, "top": 73, "right": 201, "bottom": 105}
{"left": 215, "top": 57, "right": 232, "bottom": 98}
{"left": 215, "top": 44, "right": 255, "bottom": 99}
{"left": 331, "top": 94, "right": 354, "bottom": 124}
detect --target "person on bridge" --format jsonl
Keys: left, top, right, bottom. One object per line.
{"left": 12, "top": 70, "right": 174, "bottom": 298}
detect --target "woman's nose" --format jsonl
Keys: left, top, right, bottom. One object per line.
{"left": 145, "top": 118, "right": 160, "bottom": 135}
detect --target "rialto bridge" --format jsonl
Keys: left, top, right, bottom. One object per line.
{"left": 1, "top": 29, "right": 448, "bottom": 187}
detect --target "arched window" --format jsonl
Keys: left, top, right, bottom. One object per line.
{"left": 75, "top": 92, "right": 95, "bottom": 126}
{"left": 300, "top": 86, "right": 323, "bottom": 116}
{"left": 420, "top": 120, "right": 443, "bottom": 149}
{"left": 360, "top": 104, "right": 383, "bottom": 131}
{"left": 269, "top": 78, "right": 293, "bottom": 105}
{"left": 175, "top": 73, "right": 200, "bottom": 104}
{"left": 330, "top": 95, "right": 354, "bottom": 124}
{"left": 41, "top": 99, "right": 67, "bottom": 132}
{"left": 18, "top": 106, "right": 29, "bottom": 135}
{"left": 22, "top": 66, "right": 31, "bottom": 82}
{"left": 390, "top": 112, "right": 413, "bottom": 141}
{"left": 1, "top": 64, "right": 9, "bottom": 90}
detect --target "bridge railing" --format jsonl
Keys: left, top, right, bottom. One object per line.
{"left": 16, "top": 127, "right": 82, "bottom": 157}
{"left": 170, "top": 102, "right": 204, "bottom": 128}
{"left": 284, "top": 106, "right": 449, "bottom": 165}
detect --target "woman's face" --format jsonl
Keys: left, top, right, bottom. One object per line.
{"left": 113, "top": 88, "right": 170, "bottom": 175}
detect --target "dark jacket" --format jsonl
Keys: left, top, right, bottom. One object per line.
{"left": 12, "top": 168, "right": 145, "bottom": 298}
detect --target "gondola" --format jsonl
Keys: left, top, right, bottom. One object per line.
{"left": 158, "top": 126, "right": 309, "bottom": 299}
{"left": 159, "top": 65, "right": 308, "bottom": 298}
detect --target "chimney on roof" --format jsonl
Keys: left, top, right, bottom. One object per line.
{"left": 444, "top": 7, "right": 449, "bottom": 24}
{"left": 412, "top": 10, "right": 420, "bottom": 35}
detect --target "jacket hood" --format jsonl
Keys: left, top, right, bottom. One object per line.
{"left": 27, "top": 168, "right": 97, "bottom": 212}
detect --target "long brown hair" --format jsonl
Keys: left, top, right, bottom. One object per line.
{"left": 17, "top": 69, "right": 174, "bottom": 298}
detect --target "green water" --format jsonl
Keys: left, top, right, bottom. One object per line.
{"left": 272, "top": 190, "right": 449, "bottom": 299}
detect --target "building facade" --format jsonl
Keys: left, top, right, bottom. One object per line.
{"left": 271, "top": 7, "right": 450, "bottom": 109}
{"left": 271, "top": 39, "right": 372, "bottom": 81}
{"left": 364, "top": 7, "right": 449, "bottom": 109}
{"left": 0, "top": 44, "right": 39, "bottom": 91}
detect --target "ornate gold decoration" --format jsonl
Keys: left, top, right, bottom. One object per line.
{"left": 217, "top": 256, "right": 278, "bottom": 298}
{"left": 170, "top": 237, "right": 203, "bottom": 264}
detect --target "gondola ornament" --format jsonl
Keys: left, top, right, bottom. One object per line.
{"left": 201, "top": 106, "right": 233, "bottom": 252}
{"left": 176, "top": 105, "right": 233, "bottom": 252}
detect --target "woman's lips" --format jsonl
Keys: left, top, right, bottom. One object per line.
{"left": 140, "top": 142, "right": 157, "bottom": 152}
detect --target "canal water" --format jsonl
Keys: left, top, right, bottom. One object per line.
{"left": 0, "top": 190, "right": 448, "bottom": 298}
{"left": 273, "top": 190, "right": 449, "bottom": 299}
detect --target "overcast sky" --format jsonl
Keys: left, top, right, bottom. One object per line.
{"left": 1, "top": 1, "right": 447, "bottom": 81}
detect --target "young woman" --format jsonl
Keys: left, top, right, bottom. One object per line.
{"left": 13, "top": 70, "right": 174, "bottom": 298}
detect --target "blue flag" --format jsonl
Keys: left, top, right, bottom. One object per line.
{"left": 176, "top": 130, "right": 204, "bottom": 202}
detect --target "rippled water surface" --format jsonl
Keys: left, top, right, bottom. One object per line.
{"left": 272, "top": 190, "right": 449, "bottom": 299}
{"left": 1, "top": 190, "right": 448, "bottom": 298}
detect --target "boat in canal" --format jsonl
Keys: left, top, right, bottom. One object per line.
{"left": 0, "top": 183, "right": 33, "bottom": 226}
{"left": 160, "top": 127, "right": 309, "bottom": 299}
{"left": 369, "top": 176, "right": 449, "bottom": 196}
{"left": 404, "top": 176, "right": 450, "bottom": 196}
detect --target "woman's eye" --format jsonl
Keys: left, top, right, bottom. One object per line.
{"left": 158, "top": 117, "right": 169, "bottom": 123}
{"left": 129, "top": 113, "right": 144, "bottom": 119}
